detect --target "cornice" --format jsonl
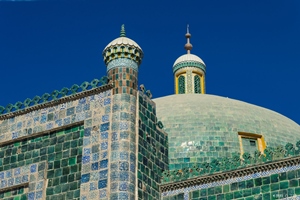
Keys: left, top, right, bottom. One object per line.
{"left": 0, "top": 80, "right": 113, "bottom": 120}
{"left": 160, "top": 155, "right": 300, "bottom": 192}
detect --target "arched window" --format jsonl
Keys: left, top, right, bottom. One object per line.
{"left": 178, "top": 75, "right": 185, "bottom": 94}
{"left": 194, "top": 75, "right": 201, "bottom": 93}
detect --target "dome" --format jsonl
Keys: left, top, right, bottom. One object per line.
{"left": 103, "top": 36, "right": 142, "bottom": 52}
{"left": 153, "top": 94, "right": 300, "bottom": 170}
{"left": 173, "top": 54, "right": 205, "bottom": 67}
{"left": 102, "top": 25, "right": 144, "bottom": 66}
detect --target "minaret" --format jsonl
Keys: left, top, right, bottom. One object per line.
{"left": 173, "top": 26, "right": 206, "bottom": 94}
{"left": 103, "top": 25, "right": 143, "bottom": 95}
{"left": 102, "top": 25, "right": 143, "bottom": 199}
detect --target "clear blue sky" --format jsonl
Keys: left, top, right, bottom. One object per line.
{"left": 0, "top": 0, "right": 300, "bottom": 124}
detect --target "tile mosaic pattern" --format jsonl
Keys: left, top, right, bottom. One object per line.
{"left": 109, "top": 93, "right": 137, "bottom": 199}
{"left": 108, "top": 67, "right": 138, "bottom": 96}
{"left": 0, "top": 161, "right": 47, "bottom": 200}
{"left": 173, "top": 60, "right": 206, "bottom": 74}
{"left": 0, "top": 125, "right": 82, "bottom": 200}
{"left": 107, "top": 58, "right": 139, "bottom": 71}
{"left": 0, "top": 91, "right": 111, "bottom": 144}
{"left": 153, "top": 94, "right": 300, "bottom": 171}
{"left": 178, "top": 76, "right": 185, "bottom": 94}
{"left": 186, "top": 70, "right": 193, "bottom": 94}
{"left": 138, "top": 92, "right": 169, "bottom": 200}
{"left": 194, "top": 75, "right": 201, "bottom": 94}
{"left": 0, "top": 89, "right": 112, "bottom": 200}
{"left": 162, "top": 165, "right": 300, "bottom": 200}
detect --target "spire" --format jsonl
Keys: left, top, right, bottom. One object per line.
{"left": 120, "top": 24, "right": 126, "bottom": 37}
{"left": 184, "top": 24, "right": 192, "bottom": 54}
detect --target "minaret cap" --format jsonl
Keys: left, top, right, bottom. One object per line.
{"left": 184, "top": 25, "right": 193, "bottom": 54}
{"left": 120, "top": 24, "right": 126, "bottom": 37}
{"left": 103, "top": 25, "right": 144, "bottom": 67}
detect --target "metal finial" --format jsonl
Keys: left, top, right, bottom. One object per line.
{"left": 185, "top": 25, "right": 192, "bottom": 54}
{"left": 120, "top": 24, "right": 126, "bottom": 37}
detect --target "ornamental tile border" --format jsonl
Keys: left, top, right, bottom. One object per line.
{"left": 107, "top": 58, "right": 139, "bottom": 72}
{"left": 0, "top": 161, "right": 47, "bottom": 200}
{"left": 0, "top": 77, "right": 113, "bottom": 120}
{"left": 161, "top": 163, "right": 300, "bottom": 200}
{"left": 173, "top": 61, "right": 206, "bottom": 74}
{"left": 160, "top": 155, "right": 300, "bottom": 193}
{"left": 103, "top": 45, "right": 143, "bottom": 66}
{"left": 161, "top": 143, "right": 300, "bottom": 184}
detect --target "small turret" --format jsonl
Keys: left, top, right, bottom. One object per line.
{"left": 173, "top": 25, "right": 206, "bottom": 94}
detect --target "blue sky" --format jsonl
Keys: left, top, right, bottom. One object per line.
{"left": 0, "top": 0, "right": 300, "bottom": 124}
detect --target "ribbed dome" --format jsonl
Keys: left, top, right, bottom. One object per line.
{"left": 103, "top": 37, "right": 142, "bottom": 52}
{"left": 153, "top": 94, "right": 300, "bottom": 170}
{"left": 173, "top": 54, "right": 205, "bottom": 67}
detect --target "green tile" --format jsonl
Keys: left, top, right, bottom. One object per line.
{"left": 225, "top": 193, "right": 233, "bottom": 199}
{"left": 287, "top": 171, "right": 296, "bottom": 179}
{"left": 223, "top": 185, "right": 229, "bottom": 193}
{"left": 270, "top": 183, "right": 279, "bottom": 191}
{"left": 243, "top": 189, "right": 251, "bottom": 197}
{"left": 200, "top": 189, "right": 207, "bottom": 197}
{"left": 280, "top": 181, "right": 289, "bottom": 189}
{"left": 192, "top": 191, "right": 199, "bottom": 198}
{"left": 262, "top": 193, "right": 270, "bottom": 200}
{"left": 231, "top": 182, "right": 238, "bottom": 191}
{"left": 254, "top": 178, "right": 262, "bottom": 186}
{"left": 289, "top": 179, "right": 298, "bottom": 187}
{"left": 270, "top": 174, "right": 278, "bottom": 183}
{"left": 279, "top": 172, "right": 286, "bottom": 181}
{"left": 262, "top": 177, "right": 270, "bottom": 185}
{"left": 261, "top": 185, "right": 270, "bottom": 193}
{"left": 252, "top": 187, "right": 260, "bottom": 195}
{"left": 234, "top": 191, "right": 243, "bottom": 199}
{"left": 246, "top": 180, "right": 254, "bottom": 188}
{"left": 295, "top": 187, "right": 300, "bottom": 195}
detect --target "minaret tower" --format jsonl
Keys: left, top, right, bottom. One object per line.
{"left": 102, "top": 25, "right": 143, "bottom": 199}
{"left": 103, "top": 24, "right": 143, "bottom": 95}
{"left": 173, "top": 26, "right": 206, "bottom": 94}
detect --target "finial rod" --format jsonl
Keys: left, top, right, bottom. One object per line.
{"left": 184, "top": 25, "right": 192, "bottom": 54}
{"left": 120, "top": 24, "right": 126, "bottom": 37}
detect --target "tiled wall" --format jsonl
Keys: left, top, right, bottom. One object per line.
{"left": 138, "top": 92, "right": 169, "bottom": 200}
{"left": 189, "top": 168, "right": 300, "bottom": 200}
{"left": 162, "top": 193, "right": 184, "bottom": 200}
{"left": 108, "top": 67, "right": 138, "bottom": 95}
{"left": 0, "top": 126, "right": 82, "bottom": 200}
{"left": 0, "top": 185, "right": 27, "bottom": 200}
{"left": 162, "top": 165, "right": 300, "bottom": 200}
{"left": 109, "top": 92, "right": 137, "bottom": 199}
{"left": 0, "top": 89, "right": 112, "bottom": 200}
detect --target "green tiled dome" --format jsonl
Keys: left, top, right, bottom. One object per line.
{"left": 153, "top": 94, "right": 300, "bottom": 170}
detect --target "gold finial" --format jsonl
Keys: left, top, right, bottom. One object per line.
{"left": 184, "top": 24, "right": 192, "bottom": 54}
